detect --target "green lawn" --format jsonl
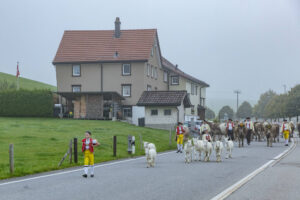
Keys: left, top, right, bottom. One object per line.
{"left": 0, "top": 72, "right": 57, "bottom": 91}
{"left": 0, "top": 117, "right": 176, "bottom": 179}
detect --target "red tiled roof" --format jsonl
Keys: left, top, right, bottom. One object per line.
{"left": 53, "top": 29, "right": 157, "bottom": 64}
{"left": 162, "top": 57, "right": 209, "bottom": 87}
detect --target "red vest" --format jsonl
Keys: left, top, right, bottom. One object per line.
{"left": 226, "top": 122, "right": 234, "bottom": 129}
{"left": 176, "top": 126, "right": 184, "bottom": 135}
{"left": 82, "top": 138, "right": 94, "bottom": 153}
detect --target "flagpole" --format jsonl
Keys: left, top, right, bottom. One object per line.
{"left": 16, "top": 61, "right": 20, "bottom": 90}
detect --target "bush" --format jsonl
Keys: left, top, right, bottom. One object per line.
{"left": 0, "top": 89, "right": 53, "bottom": 117}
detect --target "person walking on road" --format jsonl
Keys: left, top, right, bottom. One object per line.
{"left": 280, "top": 119, "right": 292, "bottom": 146}
{"left": 82, "top": 131, "right": 100, "bottom": 178}
{"left": 226, "top": 118, "right": 235, "bottom": 141}
{"left": 200, "top": 120, "right": 211, "bottom": 135}
{"left": 245, "top": 117, "right": 254, "bottom": 145}
{"left": 175, "top": 122, "right": 185, "bottom": 153}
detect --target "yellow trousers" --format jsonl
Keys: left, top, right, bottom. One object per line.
{"left": 84, "top": 150, "right": 94, "bottom": 166}
{"left": 283, "top": 130, "right": 290, "bottom": 140}
{"left": 177, "top": 134, "right": 183, "bottom": 145}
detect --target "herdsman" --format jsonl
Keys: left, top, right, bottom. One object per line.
{"left": 280, "top": 119, "right": 292, "bottom": 146}
{"left": 245, "top": 117, "right": 255, "bottom": 145}
{"left": 200, "top": 120, "right": 211, "bottom": 135}
{"left": 175, "top": 122, "right": 185, "bottom": 153}
{"left": 226, "top": 119, "right": 235, "bottom": 141}
{"left": 82, "top": 131, "right": 100, "bottom": 178}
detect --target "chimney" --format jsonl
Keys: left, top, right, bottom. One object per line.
{"left": 175, "top": 64, "right": 178, "bottom": 69}
{"left": 114, "top": 17, "right": 121, "bottom": 38}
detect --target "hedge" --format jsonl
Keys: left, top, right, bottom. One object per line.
{"left": 0, "top": 89, "right": 53, "bottom": 117}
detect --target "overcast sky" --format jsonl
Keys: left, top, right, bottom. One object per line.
{"left": 1, "top": 0, "right": 299, "bottom": 110}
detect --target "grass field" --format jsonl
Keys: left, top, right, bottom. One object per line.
{"left": 0, "top": 72, "right": 57, "bottom": 91}
{"left": 0, "top": 117, "right": 176, "bottom": 179}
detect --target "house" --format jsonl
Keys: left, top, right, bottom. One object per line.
{"left": 53, "top": 17, "right": 209, "bottom": 123}
{"left": 53, "top": 17, "right": 167, "bottom": 119}
{"left": 137, "top": 91, "right": 192, "bottom": 129}
{"left": 162, "top": 57, "right": 209, "bottom": 120}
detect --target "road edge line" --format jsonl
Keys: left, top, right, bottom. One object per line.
{"left": 0, "top": 150, "right": 174, "bottom": 186}
{"left": 210, "top": 139, "right": 296, "bottom": 200}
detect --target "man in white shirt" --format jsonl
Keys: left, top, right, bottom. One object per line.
{"left": 245, "top": 117, "right": 254, "bottom": 145}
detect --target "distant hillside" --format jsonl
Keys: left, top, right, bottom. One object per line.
{"left": 0, "top": 72, "right": 56, "bottom": 91}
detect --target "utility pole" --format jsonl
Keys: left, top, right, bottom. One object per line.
{"left": 283, "top": 84, "right": 287, "bottom": 94}
{"left": 234, "top": 90, "right": 241, "bottom": 114}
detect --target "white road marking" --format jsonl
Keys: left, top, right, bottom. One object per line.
{"left": 210, "top": 139, "right": 296, "bottom": 200}
{"left": 0, "top": 151, "right": 174, "bottom": 187}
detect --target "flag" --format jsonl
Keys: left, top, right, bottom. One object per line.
{"left": 16, "top": 62, "right": 20, "bottom": 78}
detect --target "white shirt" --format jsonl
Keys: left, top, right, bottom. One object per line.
{"left": 228, "top": 123, "right": 233, "bottom": 130}
{"left": 85, "top": 139, "right": 96, "bottom": 149}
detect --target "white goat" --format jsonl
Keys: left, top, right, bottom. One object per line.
{"left": 224, "top": 137, "right": 234, "bottom": 159}
{"left": 203, "top": 140, "right": 212, "bottom": 162}
{"left": 192, "top": 138, "right": 204, "bottom": 161}
{"left": 184, "top": 139, "right": 193, "bottom": 164}
{"left": 214, "top": 140, "right": 223, "bottom": 162}
{"left": 144, "top": 142, "right": 157, "bottom": 168}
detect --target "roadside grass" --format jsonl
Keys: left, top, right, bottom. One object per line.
{"left": 0, "top": 117, "right": 176, "bottom": 180}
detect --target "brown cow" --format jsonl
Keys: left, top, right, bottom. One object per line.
{"left": 254, "top": 122, "right": 264, "bottom": 142}
{"left": 237, "top": 123, "right": 245, "bottom": 147}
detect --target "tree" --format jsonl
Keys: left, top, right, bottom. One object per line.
{"left": 287, "top": 84, "right": 300, "bottom": 119}
{"left": 236, "top": 101, "right": 252, "bottom": 119}
{"left": 218, "top": 106, "right": 234, "bottom": 120}
{"left": 205, "top": 107, "right": 215, "bottom": 120}
{"left": 264, "top": 94, "right": 288, "bottom": 119}
{"left": 253, "top": 90, "right": 276, "bottom": 119}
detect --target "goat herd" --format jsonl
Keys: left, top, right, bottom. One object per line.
{"left": 143, "top": 121, "right": 300, "bottom": 168}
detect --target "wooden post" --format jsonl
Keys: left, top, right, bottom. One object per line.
{"left": 69, "top": 140, "right": 72, "bottom": 164}
{"left": 113, "top": 136, "right": 117, "bottom": 157}
{"left": 169, "top": 128, "right": 172, "bottom": 146}
{"left": 139, "top": 133, "right": 143, "bottom": 151}
{"left": 74, "top": 138, "right": 78, "bottom": 163}
{"left": 9, "top": 144, "right": 14, "bottom": 174}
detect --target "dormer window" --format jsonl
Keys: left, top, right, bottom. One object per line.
{"left": 114, "top": 51, "right": 119, "bottom": 58}
{"left": 122, "top": 64, "right": 131, "bottom": 76}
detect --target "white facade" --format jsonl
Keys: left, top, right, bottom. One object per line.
{"left": 144, "top": 106, "right": 184, "bottom": 129}
{"left": 132, "top": 106, "right": 145, "bottom": 126}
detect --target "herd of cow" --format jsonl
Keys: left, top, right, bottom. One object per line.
{"left": 205, "top": 121, "right": 299, "bottom": 148}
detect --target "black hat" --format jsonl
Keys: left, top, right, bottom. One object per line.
{"left": 86, "top": 131, "right": 92, "bottom": 135}
{"left": 283, "top": 119, "right": 287, "bottom": 122}
{"left": 246, "top": 117, "right": 250, "bottom": 119}
{"left": 229, "top": 118, "right": 232, "bottom": 121}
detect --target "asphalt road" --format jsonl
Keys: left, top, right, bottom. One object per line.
{"left": 0, "top": 140, "right": 289, "bottom": 200}
{"left": 226, "top": 138, "right": 300, "bottom": 200}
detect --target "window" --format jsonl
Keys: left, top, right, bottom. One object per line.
{"left": 200, "top": 98, "right": 206, "bottom": 106}
{"left": 72, "top": 65, "right": 80, "bottom": 76}
{"left": 191, "top": 105, "right": 195, "bottom": 115}
{"left": 151, "top": 65, "right": 154, "bottom": 78}
{"left": 151, "top": 109, "right": 158, "bottom": 116}
{"left": 171, "top": 76, "right": 179, "bottom": 85}
{"left": 123, "top": 107, "right": 132, "bottom": 118}
{"left": 154, "top": 67, "right": 158, "bottom": 79}
{"left": 164, "top": 109, "right": 171, "bottom": 115}
{"left": 147, "top": 85, "right": 152, "bottom": 91}
{"left": 147, "top": 64, "right": 151, "bottom": 77}
{"left": 122, "top": 85, "right": 131, "bottom": 97}
{"left": 191, "top": 83, "right": 197, "bottom": 95}
{"left": 151, "top": 47, "right": 154, "bottom": 57}
{"left": 72, "top": 85, "right": 81, "bottom": 92}
{"left": 122, "top": 64, "right": 131, "bottom": 75}
{"left": 163, "top": 71, "right": 168, "bottom": 82}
